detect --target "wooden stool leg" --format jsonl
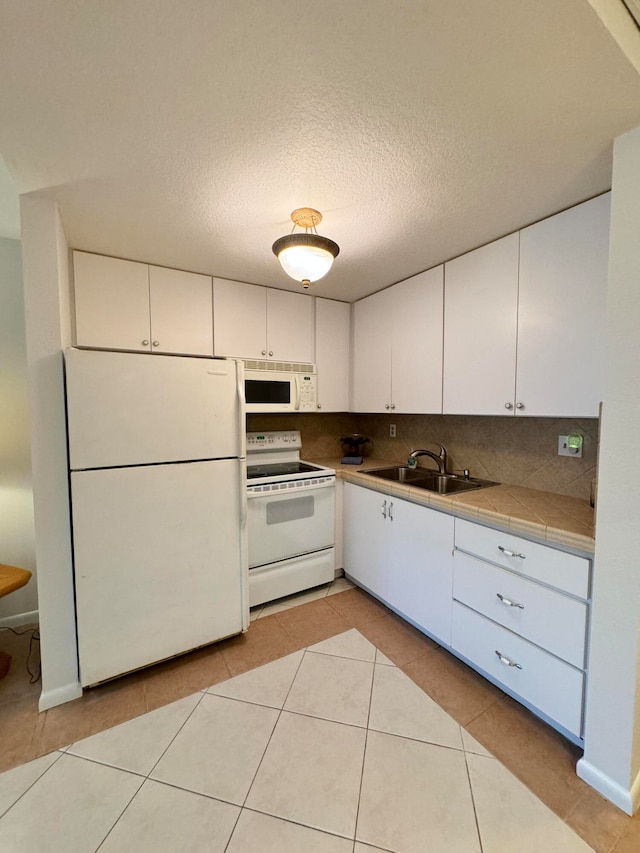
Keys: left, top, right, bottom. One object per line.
{"left": 0, "top": 650, "right": 11, "bottom": 680}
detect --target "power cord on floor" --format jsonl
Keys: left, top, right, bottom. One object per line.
{"left": 0, "top": 626, "right": 41, "bottom": 683}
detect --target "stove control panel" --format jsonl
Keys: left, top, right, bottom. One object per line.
{"left": 247, "top": 430, "right": 302, "bottom": 452}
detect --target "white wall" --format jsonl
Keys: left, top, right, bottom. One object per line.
{"left": 0, "top": 236, "right": 37, "bottom": 622}
{"left": 578, "top": 125, "right": 640, "bottom": 814}
{"left": 20, "top": 195, "right": 81, "bottom": 710}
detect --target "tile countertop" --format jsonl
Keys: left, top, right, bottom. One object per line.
{"left": 309, "top": 457, "right": 595, "bottom": 555}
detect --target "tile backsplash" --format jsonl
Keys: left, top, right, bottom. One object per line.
{"left": 247, "top": 413, "right": 599, "bottom": 502}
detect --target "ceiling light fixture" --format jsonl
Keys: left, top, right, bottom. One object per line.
{"left": 272, "top": 208, "right": 339, "bottom": 289}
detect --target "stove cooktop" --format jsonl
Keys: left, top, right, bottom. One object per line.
{"left": 246, "top": 461, "right": 326, "bottom": 480}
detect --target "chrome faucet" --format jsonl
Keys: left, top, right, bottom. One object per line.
{"left": 409, "top": 444, "right": 449, "bottom": 474}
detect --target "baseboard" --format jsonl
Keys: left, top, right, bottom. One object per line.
{"left": 0, "top": 609, "right": 39, "bottom": 628}
{"left": 576, "top": 758, "right": 640, "bottom": 815}
{"left": 39, "top": 681, "right": 82, "bottom": 712}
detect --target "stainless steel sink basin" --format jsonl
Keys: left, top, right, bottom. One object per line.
{"left": 361, "top": 466, "right": 431, "bottom": 483}
{"left": 361, "top": 466, "right": 497, "bottom": 494}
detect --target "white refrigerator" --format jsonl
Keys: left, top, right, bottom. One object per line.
{"left": 65, "top": 348, "right": 248, "bottom": 686}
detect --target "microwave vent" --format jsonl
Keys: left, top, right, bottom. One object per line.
{"left": 243, "top": 359, "right": 315, "bottom": 373}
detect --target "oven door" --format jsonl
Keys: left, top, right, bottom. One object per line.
{"left": 247, "top": 478, "right": 335, "bottom": 568}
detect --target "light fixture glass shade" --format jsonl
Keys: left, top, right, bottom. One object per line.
{"left": 272, "top": 233, "right": 340, "bottom": 287}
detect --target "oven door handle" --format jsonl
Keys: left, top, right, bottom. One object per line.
{"left": 294, "top": 374, "right": 301, "bottom": 410}
{"left": 247, "top": 478, "right": 336, "bottom": 499}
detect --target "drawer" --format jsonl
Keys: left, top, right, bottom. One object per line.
{"left": 453, "top": 552, "right": 587, "bottom": 668}
{"left": 451, "top": 602, "right": 584, "bottom": 737}
{"left": 454, "top": 518, "right": 590, "bottom": 599}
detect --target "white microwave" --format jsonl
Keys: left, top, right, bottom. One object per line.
{"left": 244, "top": 362, "right": 317, "bottom": 413}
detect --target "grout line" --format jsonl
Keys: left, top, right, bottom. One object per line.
{"left": 463, "top": 750, "right": 485, "bottom": 853}
{"left": 352, "top": 652, "right": 377, "bottom": 845}
{"left": 223, "top": 647, "right": 308, "bottom": 853}
{"left": 0, "top": 750, "right": 64, "bottom": 822}
{"left": 239, "top": 805, "right": 357, "bottom": 843}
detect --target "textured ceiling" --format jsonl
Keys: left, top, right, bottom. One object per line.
{"left": 1, "top": 1, "right": 640, "bottom": 301}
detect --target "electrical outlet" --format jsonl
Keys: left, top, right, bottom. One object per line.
{"left": 390, "top": 423, "right": 397, "bottom": 438}
{"left": 558, "top": 435, "right": 583, "bottom": 458}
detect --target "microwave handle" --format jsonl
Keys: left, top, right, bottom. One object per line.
{"left": 294, "top": 374, "right": 301, "bottom": 410}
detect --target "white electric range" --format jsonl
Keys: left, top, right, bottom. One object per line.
{"left": 246, "top": 431, "right": 336, "bottom": 607}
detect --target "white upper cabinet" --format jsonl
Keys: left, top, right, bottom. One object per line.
{"left": 352, "top": 288, "right": 393, "bottom": 412}
{"left": 74, "top": 252, "right": 213, "bottom": 356}
{"left": 213, "top": 279, "right": 314, "bottom": 363}
{"left": 213, "top": 279, "right": 267, "bottom": 359}
{"left": 315, "top": 298, "right": 351, "bottom": 411}
{"left": 516, "top": 194, "right": 610, "bottom": 417}
{"left": 148, "top": 266, "right": 213, "bottom": 356}
{"left": 443, "top": 194, "right": 610, "bottom": 417}
{"left": 74, "top": 252, "right": 151, "bottom": 352}
{"left": 266, "top": 288, "right": 314, "bottom": 363}
{"left": 443, "top": 234, "right": 519, "bottom": 415}
{"left": 352, "top": 267, "right": 444, "bottom": 413}
{"left": 391, "top": 267, "right": 443, "bottom": 414}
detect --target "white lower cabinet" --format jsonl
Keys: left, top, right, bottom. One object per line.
{"left": 343, "top": 483, "right": 454, "bottom": 644}
{"left": 451, "top": 603, "right": 584, "bottom": 736}
{"left": 343, "top": 485, "right": 591, "bottom": 742}
{"left": 452, "top": 518, "right": 591, "bottom": 740}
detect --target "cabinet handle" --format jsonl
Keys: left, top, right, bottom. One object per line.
{"left": 317, "top": 403, "right": 322, "bottom": 409}
{"left": 504, "top": 402, "right": 513, "bottom": 410}
{"left": 385, "top": 403, "right": 390, "bottom": 410}
{"left": 141, "top": 339, "right": 149, "bottom": 346}
{"left": 498, "top": 545, "right": 526, "bottom": 559}
{"left": 381, "top": 500, "right": 387, "bottom": 519}
{"left": 495, "top": 650, "right": 522, "bottom": 669}
{"left": 516, "top": 402, "right": 524, "bottom": 410}
{"left": 152, "top": 341, "right": 159, "bottom": 347}
{"left": 269, "top": 350, "right": 273, "bottom": 357}
{"left": 261, "top": 350, "right": 267, "bottom": 356}
{"left": 496, "top": 592, "right": 524, "bottom": 609}
{"left": 390, "top": 403, "right": 396, "bottom": 410}
{"left": 388, "top": 501, "right": 393, "bottom": 521}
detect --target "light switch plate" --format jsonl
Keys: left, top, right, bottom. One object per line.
{"left": 558, "top": 435, "right": 583, "bottom": 457}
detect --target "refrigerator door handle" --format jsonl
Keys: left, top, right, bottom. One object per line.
{"left": 236, "top": 360, "right": 246, "bottom": 459}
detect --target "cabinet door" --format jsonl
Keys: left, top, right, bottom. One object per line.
{"left": 443, "top": 234, "right": 519, "bottom": 415}
{"left": 213, "top": 278, "right": 267, "bottom": 359}
{"left": 343, "top": 483, "right": 388, "bottom": 599}
{"left": 74, "top": 252, "right": 150, "bottom": 352}
{"left": 149, "top": 266, "right": 213, "bottom": 356}
{"left": 352, "top": 288, "right": 393, "bottom": 412}
{"left": 266, "top": 289, "right": 314, "bottom": 363}
{"left": 315, "top": 297, "right": 351, "bottom": 411}
{"left": 386, "top": 499, "right": 454, "bottom": 645}
{"left": 516, "top": 194, "right": 610, "bottom": 417}
{"left": 391, "top": 266, "right": 444, "bottom": 414}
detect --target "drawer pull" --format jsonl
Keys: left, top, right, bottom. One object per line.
{"left": 496, "top": 592, "right": 524, "bottom": 609}
{"left": 495, "top": 650, "right": 522, "bottom": 669}
{"left": 381, "top": 500, "right": 387, "bottom": 519}
{"left": 498, "top": 545, "right": 526, "bottom": 559}
{"left": 388, "top": 501, "right": 394, "bottom": 521}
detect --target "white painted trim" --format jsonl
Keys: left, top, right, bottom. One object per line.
{"left": 576, "top": 757, "right": 639, "bottom": 815}
{"left": 0, "top": 610, "right": 39, "bottom": 628}
{"left": 38, "top": 681, "right": 82, "bottom": 712}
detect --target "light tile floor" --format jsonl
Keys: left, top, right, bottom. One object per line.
{"left": 0, "top": 626, "right": 593, "bottom": 852}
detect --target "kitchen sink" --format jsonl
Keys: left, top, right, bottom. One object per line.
{"left": 361, "top": 466, "right": 432, "bottom": 483}
{"left": 361, "top": 466, "right": 498, "bottom": 494}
